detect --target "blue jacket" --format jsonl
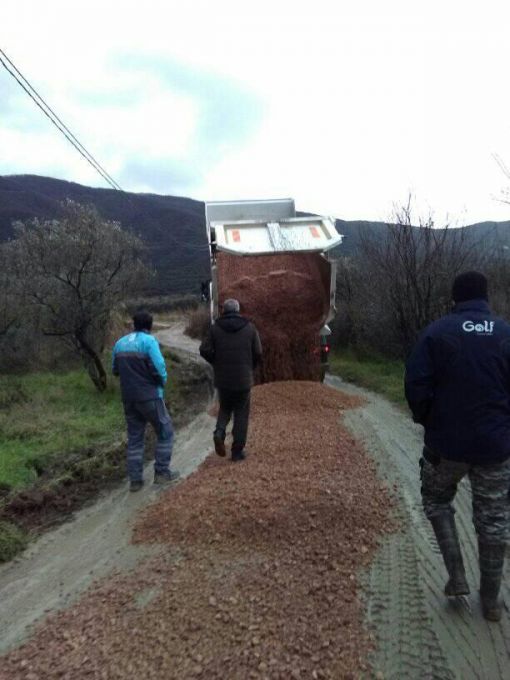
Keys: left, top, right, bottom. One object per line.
{"left": 405, "top": 299, "right": 510, "bottom": 465}
{"left": 112, "top": 331, "right": 167, "bottom": 402}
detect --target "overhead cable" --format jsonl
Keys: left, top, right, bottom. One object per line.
{"left": 0, "top": 48, "right": 122, "bottom": 191}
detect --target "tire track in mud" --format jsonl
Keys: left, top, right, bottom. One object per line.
{"left": 327, "top": 375, "right": 510, "bottom": 680}
{"left": 364, "top": 532, "right": 453, "bottom": 679}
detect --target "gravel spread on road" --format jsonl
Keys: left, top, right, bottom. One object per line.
{"left": 1, "top": 382, "right": 397, "bottom": 679}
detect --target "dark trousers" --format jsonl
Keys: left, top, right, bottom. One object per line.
{"left": 215, "top": 388, "right": 251, "bottom": 453}
{"left": 123, "top": 399, "right": 174, "bottom": 482}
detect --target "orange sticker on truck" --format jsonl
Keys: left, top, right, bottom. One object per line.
{"left": 310, "top": 226, "right": 320, "bottom": 238}
{"left": 232, "top": 230, "right": 241, "bottom": 242}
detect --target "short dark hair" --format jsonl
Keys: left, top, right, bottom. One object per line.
{"left": 452, "top": 271, "right": 488, "bottom": 303}
{"left": 133, "top": 310, "right": 153, "bottom": 331}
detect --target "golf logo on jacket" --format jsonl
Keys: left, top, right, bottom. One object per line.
{"left": 462, "top": 320, "right": 495, "bottom": 334}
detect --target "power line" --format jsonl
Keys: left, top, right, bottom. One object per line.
{"left": 0, "top": 48, "right": 122, "bottom": 191}
{"left": 0, "top": 48, "right": 213, "bottom": 257}
{"left": 494, "top": 153, "right": 510, "bottom": 180}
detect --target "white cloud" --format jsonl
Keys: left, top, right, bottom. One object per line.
{"left": 1, "top": 0, "right": 510, "bottom": 222}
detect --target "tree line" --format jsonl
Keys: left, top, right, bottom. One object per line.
{"left": 0, "top": 200, "right": 149, "bottom": 390}
{"left": 333, "top": 198, "right": 510, "bottom": 358}
{"left": 2, "top": 196, "right": 508, "bottom": 381}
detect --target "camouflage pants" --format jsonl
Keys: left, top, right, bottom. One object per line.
{"left": 420, "top": 448, "right": 510, "bottom": 544}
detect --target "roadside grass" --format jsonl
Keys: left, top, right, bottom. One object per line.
{"left": 0, "top": 520, "right": 28, "bottom": 561}
{"left": 0, "top": 370, "right": 124, "bottom": 490}
{"left": 126, "top": 294, "right": 201, "bottom": 315}
{"left": 329, "top": 350, "right": 407, "bottom": 407}
{"left": 0, "top": 346, "right": 210, "bottom": 562}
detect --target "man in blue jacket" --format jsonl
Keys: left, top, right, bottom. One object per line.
{"left": 405, "top": 271, "right": 510, "bottom": 621}
{"left": 112, "top": 310, "right": 179, "bottom": 492}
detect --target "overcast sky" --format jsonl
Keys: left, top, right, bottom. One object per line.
{"left": 2, "top": 0, "right": 510, "bottom": 224}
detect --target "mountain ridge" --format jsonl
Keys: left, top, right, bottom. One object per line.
{"left": 1, "top": 174, "right": 509, "bottom": 292}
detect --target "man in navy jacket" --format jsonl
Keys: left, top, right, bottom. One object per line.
{"left": 113, "top": 310, "right": 179, "bottom": 491}
{"left": 405, "top": 271, "right": 510, "bottom": 621}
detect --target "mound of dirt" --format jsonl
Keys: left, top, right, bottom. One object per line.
{"left": 2, "top": 382, "right": 397, "bottom": 679}
{"left": 217, "top": 253, "right": 331, "bottom": 382}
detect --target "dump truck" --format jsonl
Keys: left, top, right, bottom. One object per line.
{"left": 205, "top": 199, "right": 343, "bottom": 382}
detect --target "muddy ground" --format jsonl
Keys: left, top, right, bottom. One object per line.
{"left": 157, "top": 322, "right": 202, "bottom": 355}
{"left": 0, "top": 343, "right": 212, "bottom": 561}
{"left": 1, "top": 381, "right": 396, "bottom": 679}
{"left": 0, "top": 326, "right": 509, "bottom": 678}
{"left": 325, "top": 375, "right": 510, "bottom": 679}
{"left": 0, "top": 329, "right": 214, "bottom": 653}
{"left": 0, "top": 409, "right": 216, "bottom": 655}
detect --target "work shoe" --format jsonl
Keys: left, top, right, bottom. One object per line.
{"left": 231, "top": 449, "right": 247, "bottom": 462}
{"left": 213, "top": 431, "right": 226, "bottom": 457}
{"left": 129, "top": 480, "right": 144, "bottom": 493}
{"left": 479, "top": 540, "right": 506, "bottom": 622}
{"left": 154, "top": 470, "right": 181, "bottom": 485}
{"left": 430, "top": 515, "right": 470, "bottom": 597}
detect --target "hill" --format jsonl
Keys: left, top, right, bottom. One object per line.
{"left": 1, "top": 175, "right": 509, "bottom": 292}
{"left": 0, "top": 175, "right": 209, "bottom": 294}
{"left": 334, "top": 217, "right": 510, "bottom": 257}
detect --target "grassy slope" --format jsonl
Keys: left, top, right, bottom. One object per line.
{"left": 1, "top": 348, "right": 406, "bottom": 491}
{"left": 329, "top": 350, "right": 407, "bottom": 407}
{"left": 0, "top": 344, "right": 210, "bottom": 562}
{"left": 0, "top": 371, "right": 124, "bottom": 490}
{"left": 0, "top": 340, "right": 203, "bottom": 491}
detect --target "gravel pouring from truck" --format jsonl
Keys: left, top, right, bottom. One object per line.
{"left": 205, "top": 199, "right": 343, "bottom": 383}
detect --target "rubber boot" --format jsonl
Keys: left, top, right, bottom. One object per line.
{"left": 479, "top": 540, "right": 506, "bottom": 622}
{"left": 430, "top": 515, "right": 470, "bottom": 596}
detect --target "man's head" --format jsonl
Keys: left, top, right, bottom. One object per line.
{"left": 133, "top": 310, "right": 153, "bottom": 332}
{"left": 452, "top": 271, "right": 488, "bottom": 303}
{"left": 222, "top": 298, "right": 240, "bottom": 314}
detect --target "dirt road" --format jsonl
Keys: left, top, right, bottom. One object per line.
{"left": 1, "top": 381, "right": 394, "bottom": 679}
{"left": 157, "top": 322, "right": 201, "bottom": 355}
{"left": 0, "top": 325, "right": 215, "bottom": 654}
{"left": 1, "top": 319, "right": 509, "bottom": 678}
{"left": 0, "top": 410, "right": 215, "bottom": 654}
{"left": 326, "top": 375, "right": 510, "bottom": 679}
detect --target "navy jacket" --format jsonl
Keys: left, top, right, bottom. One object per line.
{"left": 199, "top": 313, "right": 262, "bottom": 390}
{"left": 112, "top": 331, "right": 167, "bottom": 402}
{"left": 405, "top": 300, "right": 510, "bottom": 465}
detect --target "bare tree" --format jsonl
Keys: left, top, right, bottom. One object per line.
{"left": 336, "top": 198, "right": 484, "bottom": 356}
{"left": 494, "top": 153, "right": 510, "bottom": 206}
{"left": 484, "top": 245, "right": 510, "bottom": 319}
{"left": 11, "top": 200, "right": 150, "bottom": 390}
{"left": 0, "top": 244, "right": 18, "bottom": 336}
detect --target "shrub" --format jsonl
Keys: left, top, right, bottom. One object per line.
{"left": 0, "top": 520, "right": 28, "bottom": 562}
{"left": 126, "top": 294, "right": 201, "bottom": 314}
{"left": 184, "top": 306, "right": 211, "bottom": 340}
{"left": 0, "top": 379, "right": 28, "bottom": 410}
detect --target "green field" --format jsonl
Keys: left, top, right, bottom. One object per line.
{"left": 0, "top": 370, "right": 125, "bottom": 490}
{"left": 329, "top": 350, "right": 407, "bottom": 407}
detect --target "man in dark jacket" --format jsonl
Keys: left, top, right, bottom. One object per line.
{"left": 405, "top": 271, "right": 510, "bottom": 621}
{"left": 112, "top": 310, "right": 179, "bottom": 491}
{"left": 199, "top": 298, "right": 262, "bottom": 461}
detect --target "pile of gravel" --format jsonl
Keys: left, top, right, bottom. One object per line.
{"left": 2, "top": 382, "right": 396, "bottom": 679}
{"left": 217, "top": 253, "right": 331, "bottom": 382}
